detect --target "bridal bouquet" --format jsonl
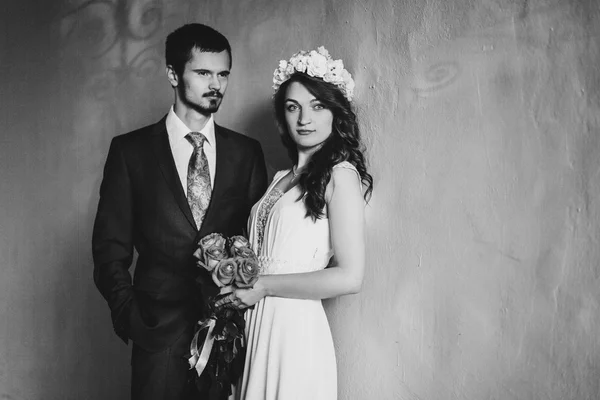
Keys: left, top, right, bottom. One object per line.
{"left": 189, "top": 233, "right": 259, "bottom": 399}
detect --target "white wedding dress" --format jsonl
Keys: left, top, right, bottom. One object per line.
{"left": 234, "top": 161, "right": 359, "bottom": 400}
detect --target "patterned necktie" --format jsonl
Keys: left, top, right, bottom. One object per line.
{"left": 186, "top": 132, "right": 212, "bottom": 228}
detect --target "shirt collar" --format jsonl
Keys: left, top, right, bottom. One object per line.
{"left": 166, "top": 106, "right": 216, "bottom": 148}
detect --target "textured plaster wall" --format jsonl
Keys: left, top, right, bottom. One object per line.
{"left": 1, "top": 0, "right": 600, "bottom": 399}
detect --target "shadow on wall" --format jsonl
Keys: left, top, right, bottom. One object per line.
{"left": 241, "top": 100, "right": 291, "bottom": 180}
{"left": 60, "top": 0, "right": 171, "bottom": 126}
{"left": 44, "top": 1, "right": 193, "bottom": 398}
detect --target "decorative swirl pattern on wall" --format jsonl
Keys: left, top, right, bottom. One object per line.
{"left": 60, "top": 0, "right": 165, "bottom": 100}
{"left": 62, "top": 0, "right": 163, "bottom": 53}
{"left": 61, "top": 0, "right": 119, "bottom": 58}
{"left": 84, "top": 69, "right": 118, "bottom": 100}
{"left": 128, "top": 43, "right": 163, "bottom": 79}
{"left": 412, "top": 61, "right": 461, "bottom": 94}
{"left": 126, "top": 0, "right": 163, "bottom": 40}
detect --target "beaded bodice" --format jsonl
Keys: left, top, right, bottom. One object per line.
{"left": 255, "top": 187, "right": 284, "bottom": 255}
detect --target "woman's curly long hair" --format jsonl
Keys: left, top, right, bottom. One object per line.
{"left": 273, "top": 72, "right": 373, "bottom": 220}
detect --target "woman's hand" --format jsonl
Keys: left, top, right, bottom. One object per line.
{"left": 214, "top": 279, "right": 268, "bottom": 310}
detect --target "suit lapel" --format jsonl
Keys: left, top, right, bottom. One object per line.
{"left": 150, "top": 118, "right": 197, "bottom": 230}
{"left": 199, "top": 124, "right": 235, "bottom": 237}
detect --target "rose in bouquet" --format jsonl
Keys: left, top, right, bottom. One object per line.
{"left": 188, "top": 233, "right": 259, "bottom": 399}
{"left": 193, "top": 233, "right": 228, "bottom": 271}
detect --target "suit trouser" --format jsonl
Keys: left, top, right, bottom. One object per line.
{"left": 131, "top": 325, "right": 203, "bottom": 400}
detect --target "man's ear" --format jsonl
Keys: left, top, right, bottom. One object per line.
{"left": 166, "top": 65, "right": 178, "bottom": 87}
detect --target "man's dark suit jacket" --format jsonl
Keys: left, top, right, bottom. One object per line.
{"left": 92, "top": 117, "right": 268, "bottom": 352}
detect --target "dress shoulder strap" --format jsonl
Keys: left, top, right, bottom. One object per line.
{"left": 332, "top": 160, "right": 357, "bottom": 171}
{"left": 332, "top": 161, "right": 362, "bottom": 186}
{"left": 273, "top": 169, "right": 288, "bottom": 180}
{"left": 270, "top": 169, "right": 291, "bottom": 185}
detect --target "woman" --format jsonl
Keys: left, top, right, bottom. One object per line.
{"left": 219, "top": 47, "right": 373, "bottom": 400}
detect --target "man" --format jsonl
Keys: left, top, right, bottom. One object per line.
{"left": 92, "top": 24, "right": 268, "bottom": 399}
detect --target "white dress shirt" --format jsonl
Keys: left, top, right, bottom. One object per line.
{"left": 166, "top": 106, "right": 216, "bottom": 196}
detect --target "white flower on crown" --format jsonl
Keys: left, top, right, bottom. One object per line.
{"left": 317, "top": 46, "right": 330, "bottom": 58}
{"left": 306, "top": 50, "right": 328, "bottom": 77}
{"left": 272, "top": 46, "right": 355, "bottom": 101}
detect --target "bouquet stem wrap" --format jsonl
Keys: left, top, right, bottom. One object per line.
{"left": 189, "top": 318, "right": 217, "bottom": 376}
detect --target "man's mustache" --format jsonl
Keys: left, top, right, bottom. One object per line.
{"left": 203, "top": 91, "right": 223, "bottom": 98}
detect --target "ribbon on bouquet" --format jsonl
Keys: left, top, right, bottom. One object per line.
{"left": 188, "top": 318, "right": 217, "bottom": 376}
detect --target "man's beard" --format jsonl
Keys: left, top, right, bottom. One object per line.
{"left": 180, "top": 87, "right": 223, "bottom": 115}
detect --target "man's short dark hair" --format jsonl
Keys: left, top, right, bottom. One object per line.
{"left": 165, "top": 23, "right": 232, "bottom": 76}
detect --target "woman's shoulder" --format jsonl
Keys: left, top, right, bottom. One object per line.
{"left": 325, "top": 161, "right": 363, "bottom": 203}
{"left": 332, "top": 160, "right": 358, "bottom": 173}
{"left": 331, "top": 161, "right": 361, "bottom": 184}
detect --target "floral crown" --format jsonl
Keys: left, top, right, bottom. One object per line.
{"left": 272, "top": 46, "right": 356, "bottom": 101}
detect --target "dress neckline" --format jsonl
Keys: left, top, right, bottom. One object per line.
{"left": 269, "top": 169, "right": 299, "bottom": 198}
{"left": 255, "top": 168, "right": 301, "bottom": 223}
